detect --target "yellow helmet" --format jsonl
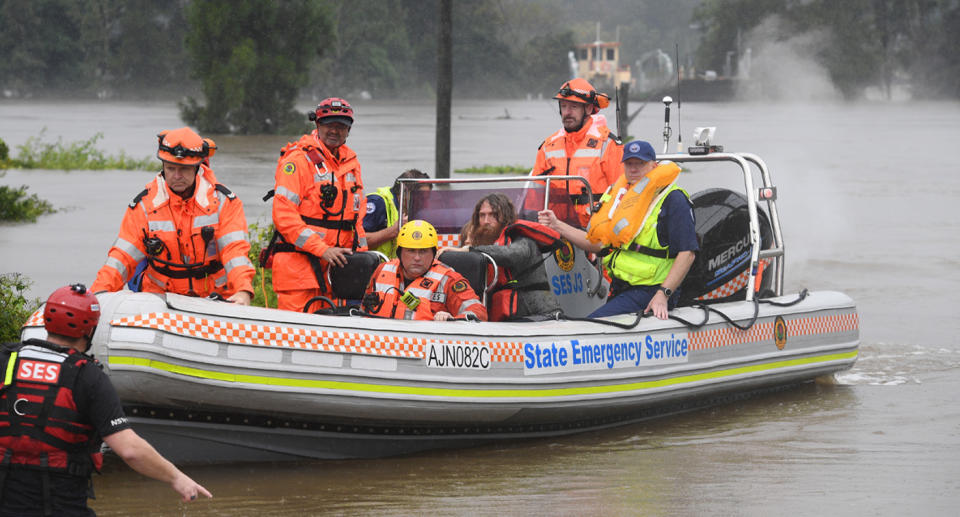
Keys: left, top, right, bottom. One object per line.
{"left": 397, "top": 220, "right": 438, "bottom": 249}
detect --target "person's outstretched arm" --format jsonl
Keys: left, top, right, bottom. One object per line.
{"left": 538, "top": 209, "right": 603, "bottom": 254}
{"left": 103, "top": 429, "right": 212, "bottom": 502}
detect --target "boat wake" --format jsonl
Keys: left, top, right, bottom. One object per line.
{"left": 834, "top": 341, "right": 960, "bottom": 386}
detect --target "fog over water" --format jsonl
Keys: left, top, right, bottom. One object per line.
{"left": 1, "top": 98, "right": 959, "bottom": 515}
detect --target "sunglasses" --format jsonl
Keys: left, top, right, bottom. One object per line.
{"left": 558, "top": 86, "right": 596, "bottom": 104}
{"left": 158, "top": 142, "right": 208, "bottom": 159}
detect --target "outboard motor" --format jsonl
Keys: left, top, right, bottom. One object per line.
{"left": 680, "top": 188, "right": 774, "bottom": 304}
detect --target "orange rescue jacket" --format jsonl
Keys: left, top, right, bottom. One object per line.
{"left": 91, "top": 166, "right": 254, "bottom": 298}
{"left": 366, "top": 259, "right": 487, "bottom": 321}
{"left": 271, "top": 131, "right": 367, "bottom": 292}
{"left": 531, "top": 117, "right": 623, "bottom": 226}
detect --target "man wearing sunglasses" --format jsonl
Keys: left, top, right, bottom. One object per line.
{"left": 530, "top": 78, "right": 624, "bottom": 228}
{"left": 91, "top": 127, "right": 255, "bottom": 304}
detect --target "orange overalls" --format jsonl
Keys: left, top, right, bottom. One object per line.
{"left": 271, "top": 131, "right": 368, "bottom": 312}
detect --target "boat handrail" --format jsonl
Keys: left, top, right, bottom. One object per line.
{"left": 395, "top": 153, "right": 786, "bottom": 301}
{"left": 658, "top": 152, "right": 785, "bottom": 299}
{"left": 397, "top": 174, "right": 595, "bottom": 210}
{"left": 396, "top": 175, "right": 604, "bottom": 289}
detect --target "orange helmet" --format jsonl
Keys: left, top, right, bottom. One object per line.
{"left": 157, "top": 127, "right": 216, "bottom": 166}
{"left": 554, "top": 78, "right": 610, "bottom": 114}
{"left": 309, "top": 97, "right": 354, "bottom": 127}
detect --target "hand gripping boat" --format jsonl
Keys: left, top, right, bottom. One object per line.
{"left": 22, "top": 147, "right": 859, "bottom": 462}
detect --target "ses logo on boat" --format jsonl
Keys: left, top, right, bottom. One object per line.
{"left": 523, "top": 334, "right": 689, "bottom": 375}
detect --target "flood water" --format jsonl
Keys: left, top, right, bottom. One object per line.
{"left": 2, "top": 98, "right": 960, "bottom": 515}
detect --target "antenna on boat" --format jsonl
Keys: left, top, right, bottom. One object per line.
{"left": 615, "top": 84, "right": 624, "bottom": 139}
{"left": 661, "top": 95, "right": 673, "bottom": 154}
{"left": 675, "top": 43, "right": 683, "bottom": 153}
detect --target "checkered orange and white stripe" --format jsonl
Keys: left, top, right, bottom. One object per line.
{"left": 697, "top": 259, "right": 773, "bottom": 301}
{"left": 24, "top": 309, "right": 45, "bottom": 328}
{"left": 27, "top": 307, "right": 856, "bottom": 362}
{"left": 111, "top": 312, "right": 524, "bottom": 362}
{"left": 437, "top": 234, "right": 460, "bottom": 248}
{"left": 688, "top": 312, "right": 859, "bottom": 350}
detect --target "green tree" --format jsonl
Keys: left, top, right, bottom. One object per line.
{"left": 92, "top": 0, "right": 190, "bottom": 95}
{"left": 310, "top": 0, "right": 417, "bottom": 99}
{"left": 0, "top": 274, "right": 40, "bottom": 342}
{"left": 693, "top": 0, "right": 960, "bottom": 99}
{"left": 900, "top": 0, "right": 960, "bottom": 99}
{"left": 181, "top": 0, "right": 333, "bottom": 134}
{"left": 692, "top": 0, "right": 787, "bottom": 79}
{"left": 0, "top": 0, "right": 86, "bottom": 95}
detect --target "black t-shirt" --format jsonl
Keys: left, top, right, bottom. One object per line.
{"left": 0, "top": 341, "right": 131, "bottom": 516}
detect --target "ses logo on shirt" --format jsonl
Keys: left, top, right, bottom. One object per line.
{"left": 16, "top": 360, "right": 62, "bottom": 384}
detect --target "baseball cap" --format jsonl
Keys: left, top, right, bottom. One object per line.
{"left": 621, "top": 140, "right": 657, "bottom": 162}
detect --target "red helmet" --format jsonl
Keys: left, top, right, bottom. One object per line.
{"left": 554, "top": 78, "right": 610, "bottom": 114}
{"left": 310, "top": 97, "right": 354, "bottom": 127}
{"left": 157, "top": 127, "right": 216, "bottom": 166}
{"left": 43, "top": 284, "right": 100, "bottom": 339}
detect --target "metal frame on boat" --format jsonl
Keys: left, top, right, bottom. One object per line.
{"left": 21, "top": 150, "right": 859, "bottom": 462}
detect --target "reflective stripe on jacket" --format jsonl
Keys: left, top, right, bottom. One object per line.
{"left": 367, "top": 259, "right": 487, "bottom": 321}
{"left": 271, "top": 131, "right": 367, "bottom": 292}
{"left": 0, "top": 340, "right": 103, "bottom": 476}
{"left": 531, "top": 117, "right": 623, "bottom": 226}
{"left": 603, "top": 184, "right": 688, "bottom": 287}
{"left": 91, "top": 165, "right": 254, "bottom": 298}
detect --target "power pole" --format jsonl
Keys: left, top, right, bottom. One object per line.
{"left": 435, "top": 0, "right": 452, "bottom": 179}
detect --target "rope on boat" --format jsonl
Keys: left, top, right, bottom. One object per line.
{"left": 561, "top": 289, "right": 809, "bottom": 331}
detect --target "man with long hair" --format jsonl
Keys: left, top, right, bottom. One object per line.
{"left": 443, "top": 193, "right": 560, "bottom": 321}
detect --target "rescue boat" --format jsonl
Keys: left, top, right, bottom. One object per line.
{"left": 21, "top": 148, "right": 860, "bottom": 462}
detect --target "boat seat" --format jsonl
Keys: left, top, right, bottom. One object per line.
{"left": 327, "top": 251, "right": 387, "bottom": 301}
{"left": 438, "top": 251, "right": 497, "bottom": 304}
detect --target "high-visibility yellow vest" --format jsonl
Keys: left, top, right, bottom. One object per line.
{"left": 370, "top": 186, "right": 399, "bottom": 258}
{"left": 603, "top": 183, "right": 688, "bottom": 286}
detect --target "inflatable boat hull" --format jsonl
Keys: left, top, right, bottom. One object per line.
{"left": 23, "top": 291, "right": 859, "bottom": 461}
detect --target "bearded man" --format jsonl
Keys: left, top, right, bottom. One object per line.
{"left": 442, "top": 193, "right": 561, "bottom": 321}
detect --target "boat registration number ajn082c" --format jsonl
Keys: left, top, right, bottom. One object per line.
{"left": 424, "top": 341, "right": 492, "bottom": 370}
{"left": 523, "top": 334, "right": 690, "bottom": 375}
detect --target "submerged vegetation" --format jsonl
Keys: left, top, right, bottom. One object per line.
{"left": 5, "top": 132, "right": 152, "bottom": 171}
{"left": 0, "top": 131, "right": 152, "bottom": 223}
{"left": 0, "top": 273, "right": 41, "bottom": 342}
{"left": 0, "top": 183, "right": 55, "bottom": 222}
{"left": 455, "top": 165, "right": 531, "bottom": 175}
{"left": 247, "top": 221, "right": 277, "bottom": 309}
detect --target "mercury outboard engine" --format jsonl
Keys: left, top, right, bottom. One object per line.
{"left": 680, "top": 188, "right": 774, "bottom": 304}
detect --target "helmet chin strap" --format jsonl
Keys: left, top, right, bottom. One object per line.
{"left": 80, "top": 334, "right": 94, "bottom": 354}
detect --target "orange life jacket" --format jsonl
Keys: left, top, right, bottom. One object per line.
{"left": 586, "top": 161, "right": 682, "bottom": 248}
{"left": 0, "top": 340, "right": 103, "bottom": 477}
{"left": 488, "top": 220, "right": 563, "bottom": 322}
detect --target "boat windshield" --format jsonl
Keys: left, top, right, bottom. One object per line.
{"left": 405, "top": 183, "right": 581, "bottom": 234}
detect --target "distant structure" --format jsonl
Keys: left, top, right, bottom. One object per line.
{"left": 572, "top": 27, "right": 632, "bottom": 92}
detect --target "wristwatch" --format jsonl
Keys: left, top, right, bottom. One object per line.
{"left": 658, "top": 286, "right": 674, "bottom": 297}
